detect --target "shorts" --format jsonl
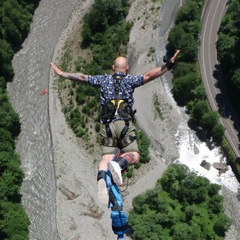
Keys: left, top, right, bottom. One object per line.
{"left": 100, "top": 120, "right": 139, "bottom": 155}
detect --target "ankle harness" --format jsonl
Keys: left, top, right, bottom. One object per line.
{"left": 116, "top": 157, "right": 128, "bottom": 170}
{"left": 101, "top": 74, "right": 136, "bottom": 148}
{"left": 97, "top": 170, "right": 106, "bottom": 181}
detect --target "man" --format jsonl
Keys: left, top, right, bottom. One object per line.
{"left": 50, "top": 50, "right": 180, "bottom": 206}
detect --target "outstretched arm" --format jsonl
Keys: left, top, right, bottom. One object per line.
{"left": 143, "top": 50, "right": 180, "bottom": 84}
{"left": 50, "top": 63, "right": 88, "bottom": 83}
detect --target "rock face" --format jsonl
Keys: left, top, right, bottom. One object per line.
{"left": 200, "top": 161, "right": 229, "bottom": 174}
{"left": 213, "top": 162, "right": 228, "bottom": 173}
{"left": 200, "top": 160, "right": 211, "bottom": 170}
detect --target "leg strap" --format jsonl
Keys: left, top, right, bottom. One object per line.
{"left": 102, "top": 122, "right": 135, "bottom": 148}
{"left": 119, "top": 135, "right": 136, "bottom": 149}
{"left": 106, "top": 124, "right": 112, "bottom": 137}
{"left": 120, "top": 121, "right": 129, "bottom": 139}
{"left": 97, "top": 170, "right": 106, "bottom": 181}
{"left": 101, "top": 136, "right": 136, "bottom": 148}
{"left": 101, "top": 137, "right": 118, "bottom": 147}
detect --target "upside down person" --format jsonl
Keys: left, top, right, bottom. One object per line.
{"left": 50, "top": 49, "right": 180, "bottom": 206}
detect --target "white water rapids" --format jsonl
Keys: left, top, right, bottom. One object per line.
{"left": 156, "top": 0, "right": 239, "bottom": 195}
{"left": 162, "top": 76, "right": 239, "bottom": 194}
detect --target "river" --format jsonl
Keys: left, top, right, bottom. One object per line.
{"left": 7, "top": 1, "right": 78, "bottom": 239}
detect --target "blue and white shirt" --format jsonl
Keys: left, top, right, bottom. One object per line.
{"left": 88, "top": 71, "right": 144, "bottom": 107}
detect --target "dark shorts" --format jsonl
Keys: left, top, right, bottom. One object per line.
{"left": 100, "top": 120, "right": 139, "bottom": 155}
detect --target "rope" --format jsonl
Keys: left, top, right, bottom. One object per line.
{"left": 119, "top": 177, "right": 129, "bottom": 192}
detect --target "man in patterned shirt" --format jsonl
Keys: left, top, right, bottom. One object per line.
{"left": 50, "top": 50, "right": 179, "bottom": 206}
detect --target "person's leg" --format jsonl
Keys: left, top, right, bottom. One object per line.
{"left": 98, "top": 122, "right": 119, "bottom": 205}
{"left": 108, "top": 121, "right": 140, "bottom": 186}
{"left": 97, "top": 153, "right": 115, "bottom": 206}
{"left": 107, "top": 151, "right": 139, "bottom": 186}
{"left": 98, "top": 153, "right": 115, "bottom": 171}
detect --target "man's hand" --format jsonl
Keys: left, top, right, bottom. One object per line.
{"left": 163, "top": 49, "right": 180, "bottom": 70}
{"left": 171, "top": 49, "right": 180, "bottom": 63}
{"left": 50, "top": 62, "right": 89, "bottom": 83}
{"left": 50, "top": 62, "right": 63, "bottom": 76}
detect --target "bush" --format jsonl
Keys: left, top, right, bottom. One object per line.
{"left": 136, "top": 129, "right": 150, "bottom": 164}
{"left": 128, "top": 164, "right": 232, "bottom": 239}
{"left": 95, "top": 122, "right": 100, "bottom": 132}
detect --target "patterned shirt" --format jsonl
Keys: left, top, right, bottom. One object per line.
{"left": 88, "top": 71, "right": 144, "bottom": 107}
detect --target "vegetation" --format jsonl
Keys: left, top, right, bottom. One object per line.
{"left": 167, "top": 0, "right": 240, "bottom": 179}
{"left": 216, "top": 0, "right": 240, "bottom": 179}
{"left": 128, "top": 164, "right": 232, "bottom": 239}
{"left": 217, "top": 0, "right": 240, "bottom": 128}
{"left": 169, "top": 0, "right": 214, "bottom": 126}
{"left": 153, "top": 93, "right": 164, "bottom": 120}
{"left": 0, "top": 0, "right": 40, "bottom": 239}
{"left": 217, "top": 0, "right": 240, "bottom": 95}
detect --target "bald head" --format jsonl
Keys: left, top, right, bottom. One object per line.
{"left": 113, "top": 56, "right": 129, "bottom": 74}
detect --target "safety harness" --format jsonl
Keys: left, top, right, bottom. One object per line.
{"left": 101, "top": 74, "right": 136, "bottom": 149}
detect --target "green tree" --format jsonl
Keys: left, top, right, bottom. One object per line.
{"left": 175, "top": 0, "right": 203, "bottom": 38}
{"left": 171, "top": 223, "right": 195, "bottom": 240}
{"left": 0, "top": 171, "right": 22, "bottom": 202}
{"left": 157, "top": 164, "right": 188, "bottom": 200}
{"left": 0, "top": 201, "right": 29, "bottom": 239}
{"left": 0, "top": 152, "right": 24, "bottom": 202}
{"left": 231, "top": 68, "right": 240, "bottom": 91}
{"left": 214, "top": 213, "right": 232, "bottom": 237}
{"left": 81, "top": 0, "right": 129, "bottom": 48}
{"left": 136, "top": 129, "right": 150, "bottom": 164}
{"left": 173, "top": 62, "right": 196, "bottom": 78}
{"left": 0, "top": 39, "right": 14, "bottom": 81}
{"left": 208, "top": 193, "right": 224, "bottom": 215}
{"left": 0, "top": 89, "right": 9, "bottom": 104}
{"left": 168, "top": 25, "right": 185, "bottom": 49}
{"left": 168, "top": 24, "right": 198, "bottom": 63}
{"left": 2, "top": 0, "right": 33, "bottom": 50}
{"left": 128, "top": 164, "right": 232, "bottom": 239}
{"left": 0, "top": 102, "right": 21, "bottom": 136}
{"left": 0, "top": 128, "right": 14, "bottom": 152}
{"left": 217, "top": 33, "right": 236, "bottom": 71}
{"left": 172, "top": 72, "right": 200, "bottom": 105}
{"left": 175, "top": 0, "right": 202, "bottom": 24}
{"left": 190, "top": 100, "right": 209, "bottom": 122}
{"left": 190, "top": 84, "right": 206, "bottom": 101}
{"left": 200, "top": 111, "right": 219, "bottom": 132}
{"left": 217, "top": 0, "right": 240, "bottom": 117}
{"left": 177, "top": 33, "right": 198, "bottom": 63}
{"left": 211, "top": 123, "right": 225, "bottom": 144}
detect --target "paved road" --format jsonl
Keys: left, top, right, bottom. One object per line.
{"left": 199, "top": 0, "right": 240, "bottom": 157}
